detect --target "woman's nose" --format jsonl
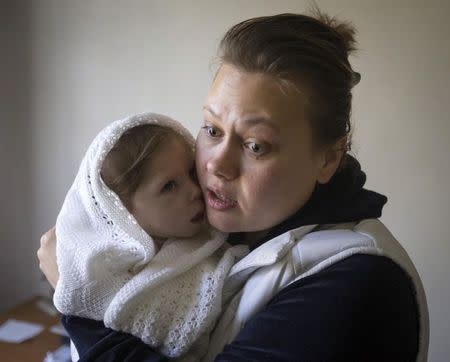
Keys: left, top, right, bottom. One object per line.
{"left": 206, "top": 142, "right": 239, "bottom": 180}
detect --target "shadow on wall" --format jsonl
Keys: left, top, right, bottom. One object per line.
{"left": 0, "top": 0, "right": 36, "bottom": 312}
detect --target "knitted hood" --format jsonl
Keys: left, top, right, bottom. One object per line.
{"left": 53, "top": 112, "right": 247, "bottom": 358}
{"left": 57, "top": 112, "right": 196, "bottom": 271}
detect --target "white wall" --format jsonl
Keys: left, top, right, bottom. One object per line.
{"left": 3, "top": 0, "right": 449, "bottom": 360}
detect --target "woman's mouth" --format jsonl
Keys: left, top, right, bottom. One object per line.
{"left": 206, "top": 189, "right": 237, "bottom": 211}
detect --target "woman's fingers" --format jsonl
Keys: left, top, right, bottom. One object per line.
{"left": 37, "top": 226, "right": 59, "bottom": 288}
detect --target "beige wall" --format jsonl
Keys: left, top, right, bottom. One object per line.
{"left": 2, "top": 0, "right": 449, "bottom": 360}
{"left": 0, "top": 1, "right": 35, "bottom": 312}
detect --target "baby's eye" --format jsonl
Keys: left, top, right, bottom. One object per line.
{"left": 161, "top": 180, "right": 176, "bottom": 193}
{"left": 202, "top": 125, "right": 222, "bottom": 138}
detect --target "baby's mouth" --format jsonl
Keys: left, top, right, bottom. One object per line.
{"left": 191, "top": 211, "right": 205, "bottom": 223}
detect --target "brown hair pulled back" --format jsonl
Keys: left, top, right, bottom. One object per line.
{"left": 101, "top": 124, "right": 175, "bottom": 203}
{"left": 218, "top": 10, "right": 360, "bottom": 159}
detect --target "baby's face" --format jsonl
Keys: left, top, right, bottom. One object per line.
{"left": 128, "top": 135, "right": 205, "bottom": 242}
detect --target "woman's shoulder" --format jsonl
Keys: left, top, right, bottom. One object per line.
{"left": 218, "top": 254, "right": 419, "bottom": 361}
{"left": 275, "top": 254, "right": 419, "bottom": 359}
{"left": 281, "top": 253, "right": 417, "bottom": 301}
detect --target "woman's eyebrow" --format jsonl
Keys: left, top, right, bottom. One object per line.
{"left": 203, "top": 105, "right": 280, "bottom": 134}
{"left": 203, "top": 105, "right": 219, "bottom": 118}
{"left": 241, "top": 118, "right": 280, "bottom": 134}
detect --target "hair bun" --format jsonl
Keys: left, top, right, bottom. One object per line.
{"left": 351, "top": 71, "right": 361, "bottom": 87}
{"left": 312, "top": 8, "right": 357, "bottom": 55}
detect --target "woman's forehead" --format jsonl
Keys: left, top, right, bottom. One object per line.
{"left": 205, "top": 64, "right": 308, "bottom": 132}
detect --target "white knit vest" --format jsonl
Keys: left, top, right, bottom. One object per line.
{"left": 204, "top": 219, "right": 429, "bottom": 362}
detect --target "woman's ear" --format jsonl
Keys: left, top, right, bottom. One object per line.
{"left": 317, "top": 136, "right": 347, "bottom": 184}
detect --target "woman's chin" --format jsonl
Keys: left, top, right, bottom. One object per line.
{"left": 206, "top": 209, "right": 241, "bottom": 233}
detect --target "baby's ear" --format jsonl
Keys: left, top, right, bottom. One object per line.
{"left": 317, "top": 136, "right": 347, "bottom": 184}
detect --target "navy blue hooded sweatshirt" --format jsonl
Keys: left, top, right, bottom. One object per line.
{"left": 61, "top": 156, "right": 419, "bottom": 361}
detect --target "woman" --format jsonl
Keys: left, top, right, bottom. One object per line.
{"left": 38, "top": 12, "right": 428, "bottom": 361}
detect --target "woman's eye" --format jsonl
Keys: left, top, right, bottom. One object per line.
{"left": 161, "top": 180, "right": 176, "bottom": 193}
{"left": 245, "top": 142, "right": 267, "bottom": 155}
{"left": 202, "top": 125, "right": 221, "bottom": 138}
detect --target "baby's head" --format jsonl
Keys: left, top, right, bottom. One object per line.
{"left": 101, "top": 124, "right": 205, "bottom": 243}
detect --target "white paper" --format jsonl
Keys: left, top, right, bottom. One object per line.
{"left": 0, "top": 319, "right": 44, "bottom": 343}
{"left": 44, "top": 344, "right": 71, "bottom": 362}
{"left": 37, "top": 299, "right": 59, "bottom": 316}
{"left": 50, "top": 323, "right": 68, "bottom": 337}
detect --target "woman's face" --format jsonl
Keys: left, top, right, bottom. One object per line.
{"left": 196, "top": 64, "right": 340, "bottom": 234}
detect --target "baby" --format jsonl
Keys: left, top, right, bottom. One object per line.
{"left": 53, "top": 113, "right": 247, "bottom": 360}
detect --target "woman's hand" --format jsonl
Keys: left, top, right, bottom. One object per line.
{"left": 37, "top": 226, "right": 59, "bottom": 288}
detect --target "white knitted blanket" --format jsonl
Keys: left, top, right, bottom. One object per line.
{"left": 53, "top": 112, "right": 248, "bottom": 359}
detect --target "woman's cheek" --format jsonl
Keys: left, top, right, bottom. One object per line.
{"left": 194, "top": 140, "right": 204, "bottom": 170}
{"left": 243, "top": 163, "right": 278, "bottom": 207}
{"left": 195, "top": 139, "right": 209, "bottom": 188}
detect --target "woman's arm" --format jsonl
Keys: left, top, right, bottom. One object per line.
{"left": 37, "top": 227, "right": 168, "bottom": 361}
{"left": 62, "top": 255, "right": 417, "bottom": 362}
{"left": 38, "top": 230, "right": 418, "bottom": 361}
{"left": 62, "top": 315, "right": 167, "bottom": 362}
